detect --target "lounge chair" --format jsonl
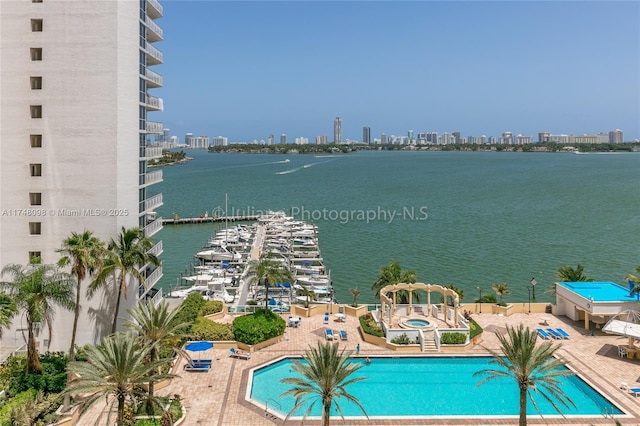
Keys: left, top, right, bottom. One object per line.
{"left": 629, "top": 387, "right": 640, "bottom": 397}
{"left": 339, "top": 330, "right": 348, "bottom": 341}
{"left": 184, "top": 362, "right": 210, "bottom": 372}
{"left": 325, "top": 329, "right": 334, "bottom": 341}
{"left": 230, "top": 347, "right": 251, "bottom": 360}
{"left": 536, "top": 328, "right": 551, "bottom": 340}
{"left": 323, "top": 313, "right": 329, "bottom": 324}
{"left": 556, "top": 328, "right": 570, "bottom": 339}
{"left": 191, "top": 359, "right": 213, "bottom": 366}
{"left": 546, "top": 328, "right": 562, "bottom": 339}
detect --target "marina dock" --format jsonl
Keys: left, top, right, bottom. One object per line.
{"left": 162, "top": 215, "right": 259, "bottom": 225}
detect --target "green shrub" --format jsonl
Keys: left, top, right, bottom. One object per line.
{"left": 170, "top": 292, "right": 205, "bottom": 332}
{"left": 202, "top": 300, "right": 224, "bottom": 316}
{"left": 190, "top": 317, "right": 233, "bottom": 341}
{"left": 440, "top": 332, "right": 467, "bottom": 344}
{"left": 232, "top": 309, "right": 286, "bottom": 345}
{"left": 390, "top": 333, "right": 411, "bottom": 345}
{"left": 359, "top": 313, "right": 383, "bottom": 337}
{"left": 0, "top": 352, "right": 67, "bottom": 397}
{"left": 0, "top": 389, "right": 36, "bottom": 426}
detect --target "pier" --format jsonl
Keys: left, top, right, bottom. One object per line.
{"left": 162, "top": 215, "right": 259, "bottom": 225}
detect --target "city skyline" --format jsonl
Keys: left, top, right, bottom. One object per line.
{"left": 159, "top": 1, "right": 639, "bottom": 141}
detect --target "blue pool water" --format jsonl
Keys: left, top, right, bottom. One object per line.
{"left": 250, "top": 357, "right": 622, "bottom": 418}
{"left": 558, "top": 281, "right": 639, "bottom": 302}
{"left": 406, "top": 318, "right": 430, "bottom": 327}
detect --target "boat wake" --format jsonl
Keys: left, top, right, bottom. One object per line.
{"left": 275, "top": 167, "right": 303, "bottom": 175}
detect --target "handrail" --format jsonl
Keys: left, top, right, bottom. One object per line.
{"left": 265, "top": 398, "right": 282, "bottom": 415}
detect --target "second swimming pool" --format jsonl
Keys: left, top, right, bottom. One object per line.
{"left": 249, "top": 356, "right": 623, "bottom": 418}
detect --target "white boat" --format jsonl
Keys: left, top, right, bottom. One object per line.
{"left": 196, "top": 245, "right": 242, "bottom": 261}
{"left": 295, "top": 275, "right": 331, "bottom": 286}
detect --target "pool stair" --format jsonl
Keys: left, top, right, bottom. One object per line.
{"left": 423, "top": 339, "right": 438, "bottom": 352}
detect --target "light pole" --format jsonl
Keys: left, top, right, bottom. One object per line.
{"left": 530, "top": 277, "right": 537, "bottom": 301}
{"left": 477, "top": 287, "right": 482, "bottom": 314}
{"left": 527, "top": 285, "right": 531, "bottom": 313}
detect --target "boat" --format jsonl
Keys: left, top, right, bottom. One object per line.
{"left": 295, "top": 275, "right": 331, "bottom": 287}
{"left": 195, "top": 245, "right": 242, "bottom": 261}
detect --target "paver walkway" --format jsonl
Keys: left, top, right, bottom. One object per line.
{"left": 76, "top": 312, "right": 640, "bottom": 425}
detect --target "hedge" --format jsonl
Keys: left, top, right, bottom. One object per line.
{"left": 232, "top": 309, "right": 286, "bottom": 345}
{"left": 440, "top": 332, "right": 467, "bottom": 345}
{"left": 190, "top": 317, "right": 234, "bottom": 341}
{"left": 359, "top": 313, "right": 383, "bottom": 337}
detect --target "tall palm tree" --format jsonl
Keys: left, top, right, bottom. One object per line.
{"left": 492, "top": 282, "right": 511, "bottom": 305}
{"left": 1, "top": 263, "right": 75, "bottom": 373}
{"left": 280, "top": 341, "right": 367, "bottom": 426}
{"left": 90, "top": 227, "right": 159, "bottom": 334}
{"left": 124, "top": 300, "right": 188, "bottom": 398}
{"left": 65, "top": 332, "right": 172, "bottom": 426}
{"left": 350, "top": 287, "right": 360, "bottom": 307}
{"left": 0, "top": 293, "right": 17, "bottom": 339}
{"left": 250, "top": 253, "right": 292, "bottom": 310}
{"left": 548, "top": 264, "right": 593, "bottom": 296}
{"left": 474, "top": 324, "right": 575, "bottom": 426}
{"left": 297, "top": 284, "right": 317, "bottom": 308}
{"left": 371, "top": 261, "right": 416, "bottom": 299}
{"left": 57, "top": 231, "right": 105, "bottom": 363}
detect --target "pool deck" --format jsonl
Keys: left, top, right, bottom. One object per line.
{"left": 76, "top": 311, "right": 640, "bottom": 425}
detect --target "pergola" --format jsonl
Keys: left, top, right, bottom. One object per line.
{"left": 379, "top": 282, "right": 460, "bottom": 327}
{"left": 602, "top": 309, "right": 640, "bottom": 347}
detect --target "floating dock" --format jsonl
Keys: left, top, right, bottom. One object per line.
{"left": 162, "top": 215, "right": 259, "bottom": 225}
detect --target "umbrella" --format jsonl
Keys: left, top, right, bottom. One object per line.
{"left": 602, "top": 310, "right": 640, "bottom": 348}
{"left": 185, "top": 341, "right": 214, "bottom": 360}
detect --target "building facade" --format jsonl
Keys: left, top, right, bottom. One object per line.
{"left": 363, "top": 126, "right": 370, "bottom": 144}
{"left": 0, "top": 0, "right": 164, "bottom": 351}
{"left": 334, "top": 117, "right": 342, "bottom": 144}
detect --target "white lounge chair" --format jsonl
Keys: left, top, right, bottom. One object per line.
{"left": 230, "top": 347, "right": 251, "bottom": 360}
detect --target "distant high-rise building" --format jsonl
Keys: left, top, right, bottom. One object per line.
{"left": 212, "top": 136, "right": 228, "bottom": 146}
{"left": 280, "top": 134, "right": 287, "bottom": 144}
{"left": 268, "top": 134, "right": 274, "bottom": 145}
{"left": 363, "top": 127, "right": 371, "bottom": 144}
{"left": 321, "top": 135, "right": 328, "bottom": 144}
{"left": 381, "top": 133, "right": 387, "bottom": 144}
{"left": 452, "top": 132, "right": 461, "bottom": 144}
{"left": 185, "top": 133, "right": 194, "bottom": 146}
{"left": 408, "top": 130, "right": 414, "bottom": 141}
{"left": 334, "top": 117, "right": 342, "bottom": 144}
{"left": 609, "top": 129, "right": 624, "bottom": 143}
{"left": 539, "top": 131, "right": 550, "bottom": 143}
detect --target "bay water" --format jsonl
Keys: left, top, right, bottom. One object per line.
{"left": 153, "top": 150, "right": 639, "bottom": 305}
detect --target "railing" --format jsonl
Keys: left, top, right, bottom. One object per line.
{"left": 144, "top": 216, "right": 163, "bottom": 238}
{"left": 145, "top": 121, "right": 163, "bottom": 133}
{"left": 145, "top": 265, "right": 163, "bottom": 289}
{"left": 145, "top": 193, "right": 163, "bottom": 211}
{"left": 150, "top": 287, "right": 163, "bottom": 306}
{"left": 145, "top": 146, "right": 163, "bottom": 159}
{"left": 146, "top": 94, "right": 163, "bottom": 111}
{"left": 146, "top": 0, "right": 163, "bottom": 17}
{"left": 143, "top": 67, "right": 163, "bottom": 87}
{"left": 148, "top": 240, "right": 163, "bottom": 257}
{"left": 142, "top": 169, "right": 163, "bottom": 187}
{"left": 265, "top": 398, "right": 282, "bottom": 418}
{"left": 145, "top": 16, "right": 163, "bottom": 40}
{"left": 145, "top": 42, "right": 163, "bottom": 64}
{"left": 434, "top": 328, "right": 441, "bottom": 351}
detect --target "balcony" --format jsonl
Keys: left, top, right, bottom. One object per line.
{"left": 146, "top": 0, "right": 163, "bottom": 19}
{"left": 142, "top": 68, "right": 163, "bottom": 88}
{"left": 145, "top": 121, "right": 163, "bottom": 133}
{"left": 145, "top": 265, "right": 163, "bottom": 290}
{"left": 148, "top": 240, "right": 163, "bottom": 257}
{"left": 145, "top": 95, "right": 163, "bottom": 112}
{"left": 145, "top": 16, "right": 163, "bottom": 42}
{"left": 145, "top": 42, "right": 163, "bottom": 65}
{"left": 140, "top": 169, "right": 163, "bottom": 188}
{"left": 145, "top": 193, "right": 163, "bottom": 212}
{"left": 144, "top": 216, "right": 163, "bottom": 238}
{"left": 144, "top": 146, "right": 163, "bottom": 159}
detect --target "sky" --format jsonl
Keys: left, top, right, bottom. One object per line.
{"left": 155, "top": 1, "right": 640, "bottom": 142}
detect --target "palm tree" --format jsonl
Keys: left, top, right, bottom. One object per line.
{"left": 0, "top": 293, "right": 17, "bottom": 338}
{"left": 548, "top": 264, "right": 593, "bottom": 296}
{"left": 492, "top": 282, "right": 511, "bottom": 305}
{"left": 280, "top": 341, "right": 367, "bottom": 426}
{"left": 297, "top": 284, "right": 317, "bottom": 308}
{"left": 350, "top": 287, "right": 360, "bottom": 307}
{"left": 65, "top": 332, "right": 172, "bottom": 426}
{"left": 249, "top": 252, "right": 292, "bottom": 310}
{"left": 474, "top": 324, "right": 575, "bottom": 426}
{"left": 1, "top": 263, "right": 75, "bottom": 373}
{"left": 124, "top": 300, "right": 188, "bottom": 398}
{"left": 57, "top": 231, "right": 105, "bottom": 363}
{"left": 90, "top": 227, "right": 159, "bottom": 334}
{"left": 371, "top": 261, "right": 416, "bottom": 299}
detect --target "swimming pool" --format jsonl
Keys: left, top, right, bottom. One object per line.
{"left": 249, "top": 356, "right": 623, "bottom": 418}
{"left": 558, "top": 281, "right": 639, "bottom": 302}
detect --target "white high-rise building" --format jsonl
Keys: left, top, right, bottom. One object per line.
{"left": 0, "top": 0, "right": 165, "bottom": 351}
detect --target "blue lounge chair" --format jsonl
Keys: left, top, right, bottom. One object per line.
{"left": 192, "top": 359, "right": 213, "bottom": 366}
{"left": 556, "top": 328, "right": 570, "bottom": 339}
{"left": 340, "top": 330, "right": 348, "bottom": 341}
{"left": 230, "top": 347, "right": 251, "bottom": 360}
{"left": 629, "top": 387, "right": 640, "bottom": 397}
{"left": 536, "top": 328, "right": 551, "bottom": 340}
{"left": 325, "top": 329, "right": 334, "bottom": 341}
{"left": 546, "top": 328, "right": 562, "bottom": 339}
{"left": 184, "top": 362, "right": 210, "bottom": 372}
{"left": 323, "top": 313, "right": 329, "bottom": 324}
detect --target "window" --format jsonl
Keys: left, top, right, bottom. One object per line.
{"left": 30, "top": 76, "right": 42, "bottom": 90}
{"left": 30, "top": 163, "right": 42, "bottom": 176}
{"left": 32, "top": 0, "right": 43, "bottom": 3}
{"left": 30, "top": 48, "right": 42, "bottom": 61}
{"left": 28, "top": 251, "right": 41, "bottom": 262}
{"left": 30, "top": 105, "right": 42, "bottom": 118}
{"left": 31, "top": 19, "right": 43, "bottom": 32}
{"left": 30, "top": 134, "right": 42, "bottom": 147}
{"left": 29, "top": 193, "right": 42, "bottom": 206}
{"left": 29, "top": 222, "right": 41, "bottom": 235}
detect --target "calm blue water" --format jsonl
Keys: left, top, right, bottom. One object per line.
{"left": 250, "top": 356, "right": 622, "bottom": 417}
{"left": 153, "top": 150, "right": 640, "bottom": 304}
{"left": 559, "top": 281, "right": 640, "bottom": 302}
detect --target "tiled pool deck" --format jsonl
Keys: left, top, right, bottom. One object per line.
{"left": 77, "top": 312, "right": 640, "bottom": 425}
